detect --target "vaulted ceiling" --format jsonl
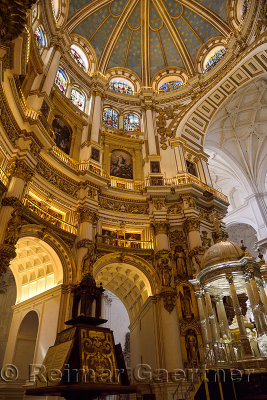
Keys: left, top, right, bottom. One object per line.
{"left": 66, "top": 0, "right": 231, "bottom": 82}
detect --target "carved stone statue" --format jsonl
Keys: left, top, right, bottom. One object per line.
{"left": 161, "top": 259, "right": 172, "bottom": 287}
{"left": 4, "top": 208, "right": 22, "bottom": 246}
{"left": 201, "top": 231, "right": 211, "bottom": 249}
{"left": 185, "top": 329, "right": 198, "bottom": 364}
{"left": 180, "top": 287, "right": 193, "bottom": 319}
{"left": 81, "top": 244, "right": 96, "bottom": 277}
{"left": 174, "top": 246, "right": 187, "bottom": 277}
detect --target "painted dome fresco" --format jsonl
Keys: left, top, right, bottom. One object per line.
{"left": 65, "top": 0, "right": 233, "bottom": 82}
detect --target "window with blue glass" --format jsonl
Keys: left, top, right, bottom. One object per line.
{"left": 70, "top": 88, "right": 85, "bottom": 111}
{"left": 55, "top": 69, "right": 67, "bottom": 94}
{"left": 204, "top": 48, "right": 226, "bottom": 73}
{"left": 124, "top": 114, "right": 140, "bottom": 132}
{"left": 109, "top": 81, "right": 133, "bottom": 95}
{"left": 34, "top": 26, "right": 46, "bottom": 52}
{"left": 70, "top": 46, "right": 86, "bottom": 71}
{"left": 242, "top": 0, "right": 249, "bottom": 20}
{"left": 159, "top": 80, "right": 183, "bottom": 93}
{"left": 103, "top": 108, "right": 118, "bottom": 128}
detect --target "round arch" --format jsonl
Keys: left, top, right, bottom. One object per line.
{"left": 17, "top": 224, "right": 76, "bottom": 285}
{"left": 93, "top": 252, "right": 160, "bottom": 322}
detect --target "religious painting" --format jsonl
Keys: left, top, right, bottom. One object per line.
{"left": 91, "top": 147, "right": 100, "bottom": 162}
{"left": 150, "top": 161, "right": 160, "bottom": 173}
{"left": 110, "top": 150, "right": 133, "bottom": 179}
{"left": 186, "top": 160, "right": 198, "bottom": 177}
{"left": 52, "top": 116, "right": 72, "bottom": 155}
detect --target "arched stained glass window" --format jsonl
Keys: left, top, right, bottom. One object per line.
{"left": 70, "top": 88, "right": 85, "bottom": 111}
{"left": 55, "top": 68, "right": 67, "bottom": 94}
{"left": 103, "top": 108, "right": 118, "bottom": 128}
{"left": 70, "top": 45, "right": 88, "bottom": 71}
{"left": 34, "top": 26, "right": 46, "bottom": 52}
{"left": 159, "top": 80, "right": 183, "bottom": 93}
{"left": 109, "top": 80, "right": 133, "bottom": 95}
{"left": 204, "top": 48, "right": 226, "bottom": 73}
{"left": 124, "top": 114, "right": 140, "bottom": 132}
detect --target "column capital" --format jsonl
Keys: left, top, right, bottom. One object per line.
{"left": 226, "top": 274, "right": 234, "bottom": 285}
{"left": 78, "top": 207, "right": 98, "bottom": 224}
{"left": 152, "top": 221, "right": 169, "bottom": 235}
{"left": 2, "top": 196, "right": 23, "bottom": 209}
{"left": 243, "top": 270, "right": 253, "bottom": 283}
{"left": 183, "top": 218, "right": 200, "bottom": 233}
{"left": 7, "top": 159, "right": 34, "bottom": 183}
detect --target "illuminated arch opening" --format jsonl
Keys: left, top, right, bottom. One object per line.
{"left": 70, "top": 87, "right": 86, "bottom": 111}
{"left": 9, "top": 237, "right": 63, "bottom": 303}
{"left": 103, "top": 108, "right": 118, "bottom": 128}
{"left": 109, "top": 78, "right": 134, "bottom": 95}
{"left": 124, "top": 113, "right": 140, "bottom": 132}
{"left": 70, "top": 44, "right": 89, "bottom": 71}
{"left": 55, "top": 68, "right": 68, "bottom": 94}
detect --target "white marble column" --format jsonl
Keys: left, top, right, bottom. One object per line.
{"left": 196, "top": 291, "right": 209, "bottom": 345}
{"left": 204, "top": 291, "right": 220, "bottom": 343}
{"left": 145, "top": 107, "right": 157, "bottom": 155}
{"left": 90, "top": 91, "right": 103, "bottom": 143}
{"left": 215, "top": 295, "right": 231, "bottom": 339}
{"left": 226, "top": 275, "right": 253, "bottom": 358}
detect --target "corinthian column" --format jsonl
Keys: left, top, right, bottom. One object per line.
{"left": 76, "top": 206, "right": 98, "bottom": 281}
{"left": 0, "top": 159, "right": 34, "bottom": 277}
{"left": 226, "top": 275, "right": 253, "bottom": 358}
{"left": 196, "top": 291, "right": 209, "bottom": 345}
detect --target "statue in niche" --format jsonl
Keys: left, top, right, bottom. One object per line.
{"left": 185, "top": 329, "right": 199, "bottom": 364}
{"left": 4, "top": 208, "right": 22, "bottom": 245}
{"left": 201, "top": 231, "right": 211, "bottom": 249}
{"left": 159, "top": 256, "right": 172, "bottom": 287}
{"left": 180, "top": 287, "right": 193, "bottom": 319}
{"left": 174, "top": 246, "right": 187, "bottom": 277}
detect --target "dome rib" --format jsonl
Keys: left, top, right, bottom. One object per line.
{"left": 178, "top": 0, "right": 231, "bottom": 36}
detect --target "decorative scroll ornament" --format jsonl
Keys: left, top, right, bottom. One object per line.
{"left": 161, "top": 289, "right": 177, "bottom": 313}
{"left": 7, "top": 160, "right": 34, "bottom": 183}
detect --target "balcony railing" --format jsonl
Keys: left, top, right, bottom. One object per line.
{"left": 24, "top": 197, "right": 77, "bottom": 234}
{"left": 96, "top": 234, "right": 153, "bottom": 250}
{"left": 51, "top": 147, "right": 227, "bottom": 202}
{"left": 52, "top": 146, "right": 109, "bottom": 178}
{"left": 110, "top": 177, "right": 144, "bottom": 191}
{"left": 0, "top": 166, "right": 8, "bottom": 186}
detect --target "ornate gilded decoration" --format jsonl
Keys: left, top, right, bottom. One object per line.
{"left": 201, "top": 231, "right": 211, "bottom": 249}
{"left": 183, "top": 218, "right": 200, "bottom": 233}
{"left": 4, "top": 207, "right": 22, "bottom": 245}
{"left": 99, "top": 195, "right": 148, "bottom": 215}
{"left": 78, "top": 207, "right": 98, "bottom": 224}
{"left": 153, "top": 222, "right": 169, "bottom": 235}
{"left": 0, "top": 243, "right": 16, "bottom": 277}
{"left": 36, "top": 158, "right": 78, "bottom": 197}
{"left": 0, "top": 0, "right": 37, "bottom": 43}
{"left": 7, "top": 159, "right": 34, "bottom": 182}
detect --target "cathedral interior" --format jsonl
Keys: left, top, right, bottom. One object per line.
{"left": 0, "top": 0, "right": 267, "bottom": 399}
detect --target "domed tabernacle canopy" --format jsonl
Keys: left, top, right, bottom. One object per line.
{"left": 201, "top": 240, "right": 244, "bottom": 269}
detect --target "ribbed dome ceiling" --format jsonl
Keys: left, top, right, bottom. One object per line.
{"left": 66, "top": 0, "right": 231, "bottom": 82}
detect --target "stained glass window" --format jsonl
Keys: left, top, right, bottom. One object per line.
{"left": 103, "top": 108, "right": 118, "bottom": 128}
{"left": 70, "top": 88, "right": 85, "bottom": 111}
{"left": 34, "top": 26, "right": 46, "bottom": 52}
{"left": 110, "top": 81, "right": 133, "bottom": 95}
{"left": 55, "top": 69, "right": 67, "bottom": 94}
{"left": 204, "top": 48, "right": 226, "bottom": 73}
{"left": 70, "top": 46, "right": 86, "bottom": 71}
{"left": 242, "top": 0, "right": 249, "bottom": 20}
{"left": 124, "top": 114, "right": 140, "bottom": 132}
{"left": 159, "top": 81, "right": 183, "bottom": 93}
